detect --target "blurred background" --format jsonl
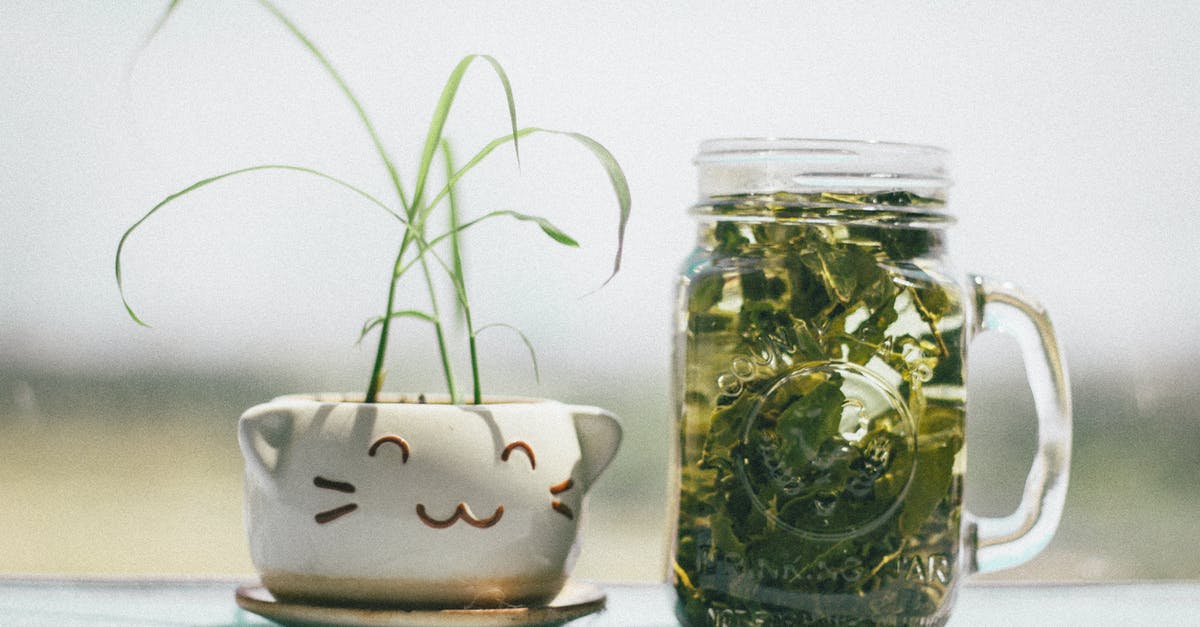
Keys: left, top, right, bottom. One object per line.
{"left": 2, "top": 1, "right": 1197, "bottom": 582}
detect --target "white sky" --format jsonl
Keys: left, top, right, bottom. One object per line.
{"left": 2, "top": 1, "right": 1198, "bottom": 391}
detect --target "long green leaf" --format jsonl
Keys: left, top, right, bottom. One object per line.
{"left": 441, "top": 139, "right": 466, "bottom": 321}
{"left": 437, "top": 137, "right": 478, "bottom": 403}
{"left": 115, "top": 164, "right": 405, "bottom": 326}
{"left": 411, "top": 54, "right": 519, "bottom": 215}
{"left": 427, "top": 127, "right": 628, "bottom": 280}
{"left": 256, "top": 0, "right": 410, "bottom": 212}
{"left": 357, "top": 310, "right": 437, "bottom": 344}
{"left": 475, "top": 323, "right": 541, "bottom": 383}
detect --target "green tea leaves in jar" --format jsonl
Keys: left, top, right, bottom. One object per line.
{"left": 674, "top": 140, "right": 966, "bottom": 626}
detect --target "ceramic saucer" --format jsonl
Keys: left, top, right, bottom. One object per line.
{"left": 235, "top": 579, "right": 606, "bottom": 626}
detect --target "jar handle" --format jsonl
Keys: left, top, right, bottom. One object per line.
{"left": 965, "top": 274, "right": 1073, "bottom": 574}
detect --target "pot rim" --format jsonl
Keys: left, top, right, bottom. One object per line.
{"left": 271, "top": 392, "right": 553, "bottom": 407}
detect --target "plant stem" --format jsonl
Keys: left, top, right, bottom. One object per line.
{"left": 440, "top": 140, "right": 480, "bottom": 403}
{"left": 366, "top": 218, "right": 460, "bottom": 403}
{"left": 418, "top": 243, "right": 479, "bottom": 404}
{"left": 365, "top": 239, "right": 410, "bottom": 403}
{"left": 468, "top": 331, "right": 481, "bottom": 404}
{"left": 416, "top": 252, "right": 457, "bottom": 403}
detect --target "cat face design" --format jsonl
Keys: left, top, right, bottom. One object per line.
{"left": 238, "top": 396, "right": 621, "bottom": 599}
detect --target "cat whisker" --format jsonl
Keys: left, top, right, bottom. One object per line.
{"left": 550, "top": 477, "right": 575, "bottom": 519}
{"left": 551, "top": 500, "right": 574, "bottom": 520}
{"left": 315, "top": 503, "right": 358, "bottom": 524}
{"left": 313, "top": 476, "right": 356, "bottom": 493}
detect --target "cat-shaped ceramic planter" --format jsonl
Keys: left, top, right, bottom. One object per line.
{"left": 238, "top": 394, "right": 622, "bottom": 608}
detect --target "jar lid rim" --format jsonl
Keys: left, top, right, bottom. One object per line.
{"left": 695, "top": 138, "right": 950, "bottom": 161}
{"left": 694, "top": 137, "right": 952, "bottom": 197}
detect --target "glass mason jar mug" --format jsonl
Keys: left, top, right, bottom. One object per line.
{"left": 672, "top": 139, "right": 1071, "bottom": 626}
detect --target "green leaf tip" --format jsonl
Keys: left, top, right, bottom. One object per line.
{"left": 489, "top": 210, "right": 579, "bottom": 247}
{"left": 126, "top": 0, "right": 182, "bottom": 82}
{"left": 559, "top": 131, "right": 630, "bottom": 285}
{"left": 475, "top": 323, "right": 541, "bottom": 383}
{"left": 120, "top": 295, "right": 152, "bottom": 328}
{"left": 358, "top": 310, "right": 438, "bottom": 345}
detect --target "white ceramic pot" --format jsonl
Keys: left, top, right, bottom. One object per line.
{"left": 238, "top": 394, "right": 622, "bottom": 608}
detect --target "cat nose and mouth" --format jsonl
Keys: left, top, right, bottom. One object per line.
{"left": 416, "top": 502, "right": 505, "bottom": 529}
{"left": 413, "top": 476, "right": 577, "bottom": 529}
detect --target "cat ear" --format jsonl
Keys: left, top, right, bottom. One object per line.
{"left": 571, "top": 406, "right": 622, "bottom": 487}
{"left": 239, "top": 403, "right": 296, "bottom": 476}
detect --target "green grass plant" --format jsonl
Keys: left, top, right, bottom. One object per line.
{"left": 116, "top": 0, "right": 630, "bottom": 404}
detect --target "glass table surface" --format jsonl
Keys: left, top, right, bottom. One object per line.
{"left": 0, "top": 578, "right": 1195, "bottom": 626}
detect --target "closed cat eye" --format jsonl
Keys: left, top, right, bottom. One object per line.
{"left": 501, "top": 441, "right": 536, "bottom": 469}
{"left": 369, "top": 435, "right": 411, "bottom": 462}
